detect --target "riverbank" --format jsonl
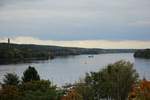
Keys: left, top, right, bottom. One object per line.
{"left": 0, "top": 43, "right": 136, "bottom": 64}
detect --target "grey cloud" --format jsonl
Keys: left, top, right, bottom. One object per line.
{"left": 0, "top": 0, "right": 150, "bottom": 40}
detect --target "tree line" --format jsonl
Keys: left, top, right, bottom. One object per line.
{"left": 0, "top": 43, "right": 53, "bottom": 64}
{"left": 134, "top": 49, "right": 150, "bottom": 59}
{"left": 0, "top": 43, "right": 135, "bottom": 64}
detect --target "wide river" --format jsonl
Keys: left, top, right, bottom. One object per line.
{"left": 0, "top": 53, "right": 150, "bottom": 86}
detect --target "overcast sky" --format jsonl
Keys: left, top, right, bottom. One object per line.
{"left": 0, "top": 0, "right": 150, "bottom": 48}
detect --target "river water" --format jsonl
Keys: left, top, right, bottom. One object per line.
{"left": 0, "top": 53, "right": 150, "bottom": 86}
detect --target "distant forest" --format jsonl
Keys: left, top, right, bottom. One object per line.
{"left": 0, "top": 43, "right": 135, "bottom": 64}
{"left": 134, "top": 49, "right": 150, "bottom": 59}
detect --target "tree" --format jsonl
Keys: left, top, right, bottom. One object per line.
{"left": 61, "top": 88, "right": 83, "bottom": 100}
{"left": 73, "top": 83, "right": 93, "bottom": 100}
{"left": 129, "top": 79, "right": 150, "bottom": 100}
{"left": 22, "top": 66, "right": 40, "bottom": 82}
{"left": 71, "top": 79, "right": 94, "bottom": 100}
{"left": 3, "top": 73, "right": 19, "bottom": 86}
{"left": 84, "top": 60, "right": 139, "bottom": 100}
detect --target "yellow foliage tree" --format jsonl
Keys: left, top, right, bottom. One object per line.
{"left": 61, "top": 88, "right": 83, "bottom": 100}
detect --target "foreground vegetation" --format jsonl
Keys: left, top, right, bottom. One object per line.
{"left": 69, "top": 61, "right": 139, "bottom": 100}
{"left": 0, "top": 66, "right": 62, "bottom": 100}
{"left": 0, "top": 61, "right": 149, "bottom": 100}
{"left": 134, "top": 49, "right": 150, "bottom": 59}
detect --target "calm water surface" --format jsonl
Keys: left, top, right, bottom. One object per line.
{"left": 0, "top": 53, "right": 150, "bottom": 86}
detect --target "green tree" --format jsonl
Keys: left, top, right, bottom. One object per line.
{"left": 22, "top": 66, "right": 40, "bottom": 82}
{"left": 3, "top": 73, "right": 19, "bottom": 86}
{"left": 84, "top": 60, "right": 138, "bottom": 100}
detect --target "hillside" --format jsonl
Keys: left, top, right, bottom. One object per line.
{"left": 0, "top": 43, "right": 135, "bottom": 64}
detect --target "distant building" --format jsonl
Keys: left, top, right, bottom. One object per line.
{"left": 8, "top": 38, "right": 10, "bottom": 44}
{"left": 8, "top": 38, "right": 11, "bottom": 48}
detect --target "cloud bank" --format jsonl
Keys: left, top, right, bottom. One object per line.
{"left": 0, "top": 36, "right": 150, "bottom": 49}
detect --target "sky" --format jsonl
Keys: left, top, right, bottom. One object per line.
{"left": 0, "top": 0, "right": 150, "bottom": 48}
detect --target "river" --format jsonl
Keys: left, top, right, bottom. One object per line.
{"left": 0, "top": 53, "right": 150, "bottom": 86}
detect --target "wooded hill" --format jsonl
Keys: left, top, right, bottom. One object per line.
{"left": 134, "top": 49, "right": 150, "bottom": 59}
{"left": 0, "top": 43, "right": 135, "bottom": 64}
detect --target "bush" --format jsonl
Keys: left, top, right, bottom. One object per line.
{"left": 3, "top": 73, "right": 20, "bottom": 86}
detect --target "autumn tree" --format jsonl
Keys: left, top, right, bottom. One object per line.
{"left": 61, "top": 88, "right": 83, "bottom": 100}
{"left": 129, "top": 79, "right": 150, "bottom": 100}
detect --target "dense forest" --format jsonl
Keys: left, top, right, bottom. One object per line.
{"left": 0, "top": 61, "right": 149, "bottom": 100}
{"left": 0, "top": 43, "right": 135, "bottom": 64}
{"left": 134, "top": 49, "right": 150, "bottom": 59}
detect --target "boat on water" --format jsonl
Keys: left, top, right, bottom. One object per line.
{"left": 88, "top": 55, "right": 94, "bottom": 58}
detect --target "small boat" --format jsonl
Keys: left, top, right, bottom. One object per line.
{"left": 88, "top": 55, "right": 94, "bottom": 58}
